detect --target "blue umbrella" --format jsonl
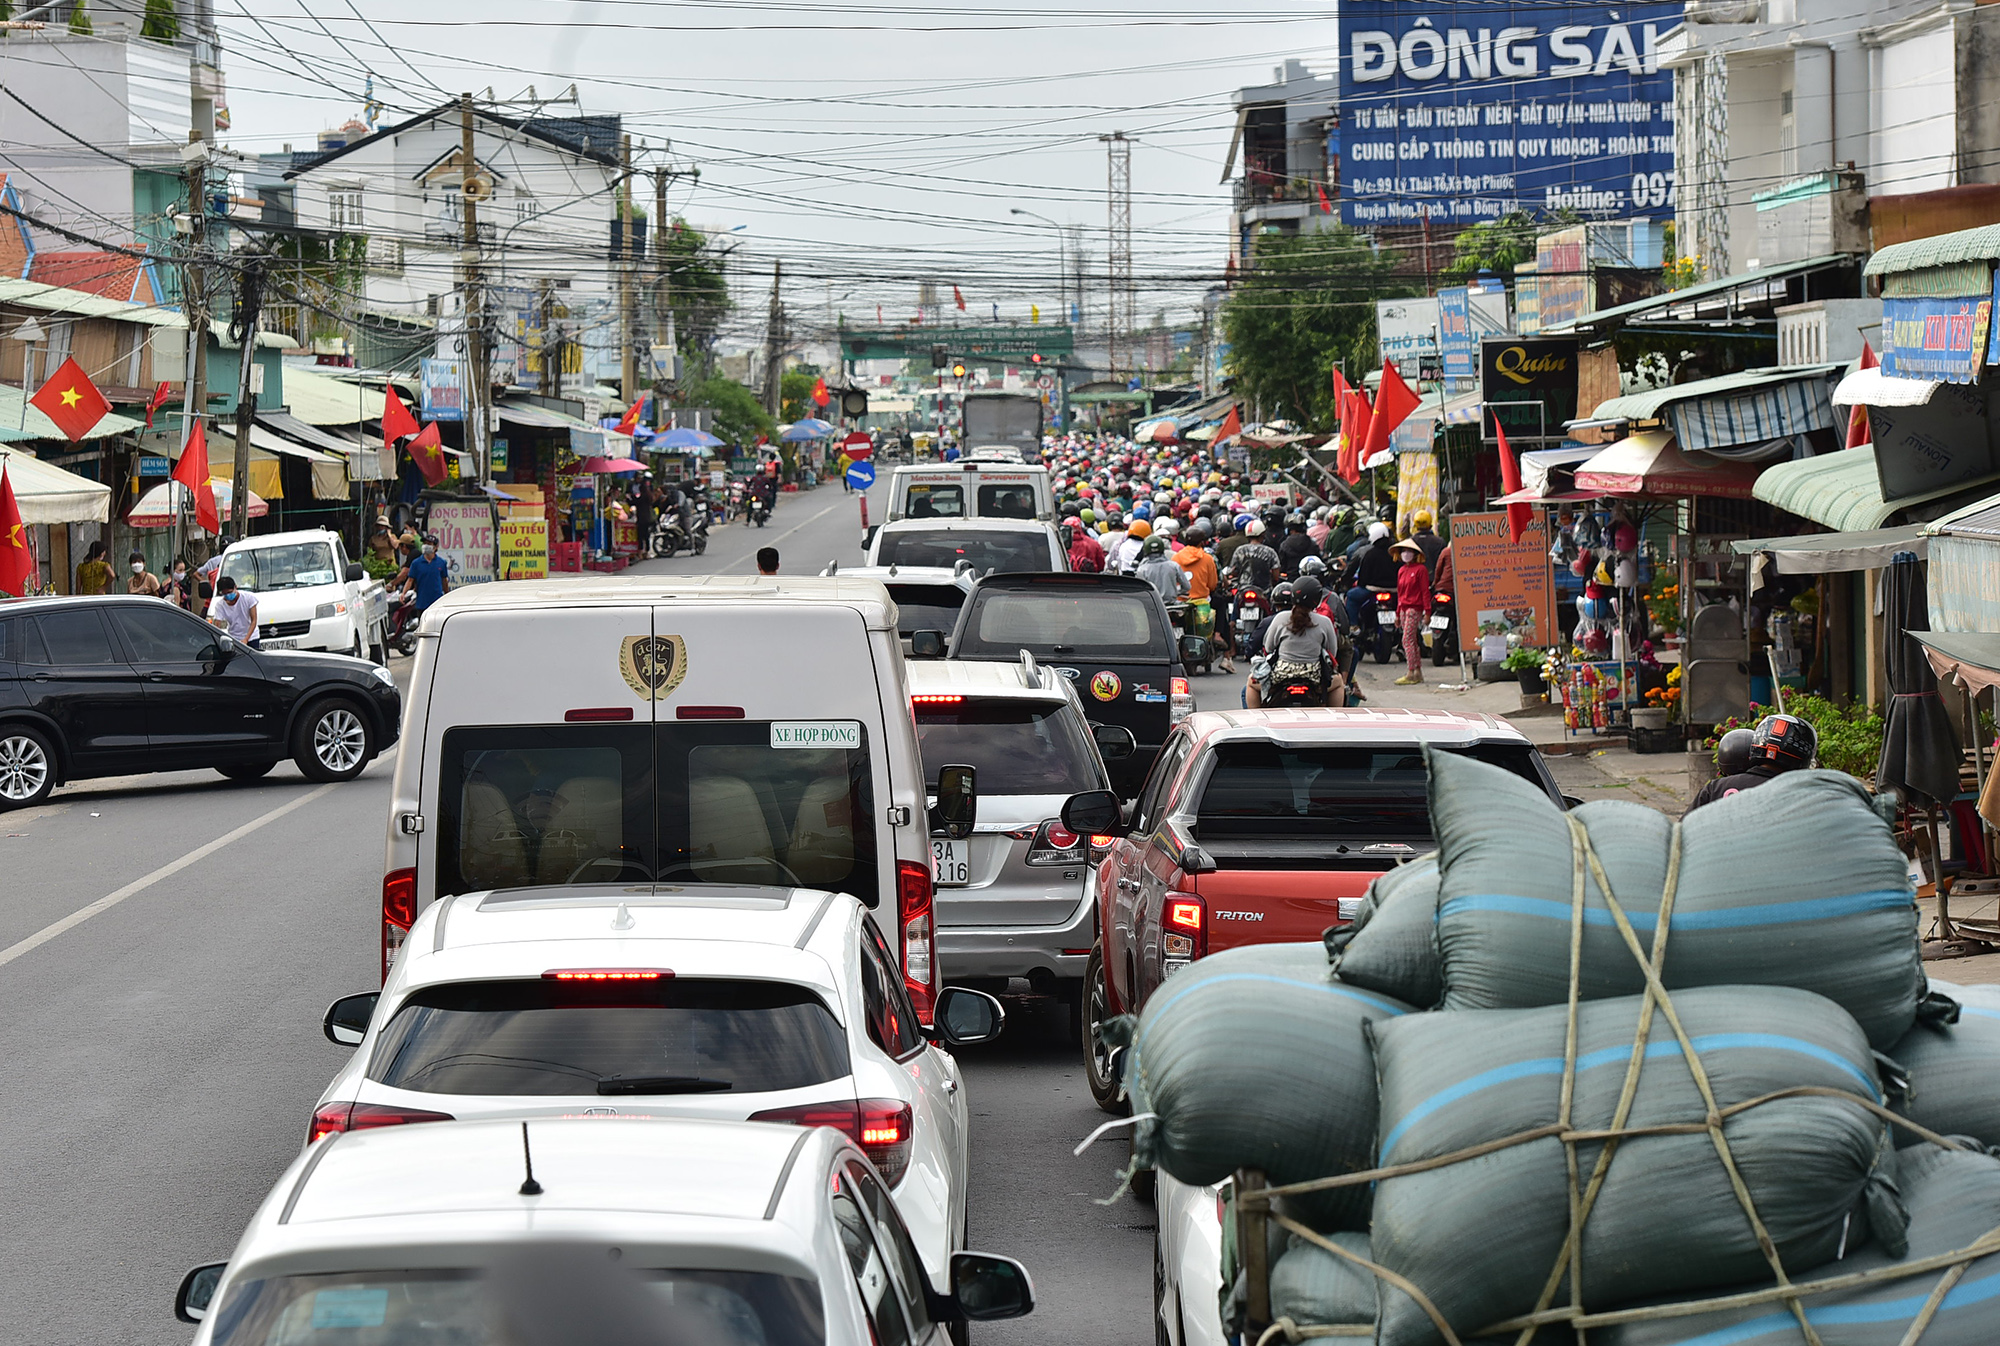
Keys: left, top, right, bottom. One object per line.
{"left": 655, "top": 426, "right": 724, "bottom": 450}
{"left": 780, "top": 418, "right": 835, "bottom": 442}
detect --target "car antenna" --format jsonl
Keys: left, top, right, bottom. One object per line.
{"left": 518, "top": 1122, "right": 544, "bottom": 1196}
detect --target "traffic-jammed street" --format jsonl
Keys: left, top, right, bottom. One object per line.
{"left": 0, "top": 481, "right": 1153, "bottom": 1346}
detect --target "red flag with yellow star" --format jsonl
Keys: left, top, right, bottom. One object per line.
{"left": 30, "top": 357, "right": 110, "bottom": 442}
{"left": 0, "top": 460, "right": 34, "bottom": 596}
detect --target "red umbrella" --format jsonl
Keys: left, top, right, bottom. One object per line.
{"left": 578, "top": 456, "right": 647, "bottom": 474}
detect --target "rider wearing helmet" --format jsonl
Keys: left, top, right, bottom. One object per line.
{"left": 1113, "top": 517, "right": 1153, "bottom": 573}
{"left": 1247, "top": 575, "right": 1345, "bottom": 708}
{"left": 1227, "top": 519, "right": 1282, "bottom": 591}
{"left": 1688, "top": 713, "right": 1818, "bottom": 810}
{"left": 1135, "top": 533, "right": 1190, "bottom": 603}
{"left": 1714, "top": 727, "right": 1755, "bottom": 777}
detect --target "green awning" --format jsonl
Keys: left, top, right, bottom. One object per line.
{"left": 1754, "top": 445, "right": 2000, "bottom": 532}
{"left": 281, "top": 366, "right": 386, "bottom": 426}
{"left": 1591, "top": 364, "right": 1840, "bottom": 423}
{"left": 1727, "top": 524, "right": 1927, "bottom": 572}
{"left": 1865, "top": 223, "right": 2000, "bottom": 279}
{"left": 1544, "top": 255, "right": 1855, "bottom": 335}
{"left": 0, "top": 384, "right": 145, "bottom": 442}
{"left": 1066, "top": 389, "right": 1153, "bottom": 406}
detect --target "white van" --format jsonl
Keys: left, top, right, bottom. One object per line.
{"left": 218, "top": 528, "right": 390, "bottom": 660}
{"left": 378, "top": 575, "right": 980, "bottom": 1019}
{"left": 886, "top": 462, "right": 1053, "bottom": 523}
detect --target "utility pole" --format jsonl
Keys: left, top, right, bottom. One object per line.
{"left": 459, "top": 93, "right": 489, "bottom": 484}
{"left": 619, "top": 133, "right": 637, "bottom": 406}
{"left": 652, "top": 168, "right": 675, "bottom": 431}
{"left": 176, "top": 140, "right": 211, "bottom": 570}
{"left": 229, "top": 258, "right": 262, "bottom": 544}
{"left": 761, "top": 262, "right": 784, "bottom": 419}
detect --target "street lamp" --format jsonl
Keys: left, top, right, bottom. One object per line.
{"left": 1010, "top": 208, "right": 1069, "bottom": 327}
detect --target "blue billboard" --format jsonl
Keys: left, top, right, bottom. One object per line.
{"left": 1338, "top": 3, "right": 1678, "bottom": 228}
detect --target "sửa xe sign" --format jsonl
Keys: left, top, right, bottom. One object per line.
{"left": 1338, "top": 2, "right": 1678, "bottom": 228}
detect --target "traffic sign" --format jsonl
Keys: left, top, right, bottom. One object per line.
{"left": 846, "top": 460, "right": 877, "bottom": 489}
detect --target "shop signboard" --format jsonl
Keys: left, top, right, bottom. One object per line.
{"left": 1535, "top": 226, "right": 1591, "bottom": 330}
{"left": 1882, "top": 293, "right": 1993, "bottom": 384}
{"left": 496, "top": 518, "right": 547, "bottom": 580}
{"left": 1338, "top": 1, "right": 1677, "bottom": 228}
{"left": 1479, "top": 335, "right": 1578, "bottom": 443}
{"left": 1450, "top": 509, "right": 1557, "bottom": 650}
{"left": 420, "top": 357, "right": 466, "bottom": 421}
{"left": 490, "top": 438, "right": 509, "bottom": 472}
{"left": 1376, "top": 297, "right": 1440, "bottom": 372}
{"left": 1438, "top": 285, "right": 1511, "bottom": 380}
{"left": 138, "top": 454, "right": 170, "bottom": 476}
{"left": 428, "top": 500, "right": 496, "bottom": 586}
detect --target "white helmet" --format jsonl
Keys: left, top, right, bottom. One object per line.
{"left": 1247, "top": 519, "right": 1267, "bottom": 537}
{"left": 1368, "top": 521, "right": 1391, "bottom": 541}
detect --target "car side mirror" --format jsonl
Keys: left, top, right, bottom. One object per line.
{"left": 1178, "top": 634, "right": 1207, "bottom": 665}
{"left": 863, "top": 524, "right": 879, "bottom": 548}
{"left": 215, "top": 634, "right": 237, "bottom": 661}
{"left": 930, "top": 986, "right": 1005, "bottom": 1047}
{"left": 1061, "top": 788, "right": 1125, "bottom": 838}
{"left": 931, "top": 764, "right": 977, "bottom": 840}
{"left": 175, "top": 1263, "right": 226, "bottom": 1323}
{"left": 344, "top": 562, "right": 365, "bottom": 583}
{"left": 1091, "top": 724, "right": 1137, "bottom": 762}
{"left": 909, "top": 629, "right": 946, "bottom": 660}
{"left": 948, "top": 1252, "right": 1035, "bottom": 1322}
{"left": 323, "top": 991, "right": 379, "bottom": 1046}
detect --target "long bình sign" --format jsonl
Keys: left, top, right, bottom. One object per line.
{"left": 1449, "top": 510, "right": 1556, "bottom": 649}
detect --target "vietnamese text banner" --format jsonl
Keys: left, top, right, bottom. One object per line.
{"left": 1339, "top": 1, "right": 1677, "bottom": 227}
{"left": 1883, "top": 293, "right": 1993, "bottom": 384}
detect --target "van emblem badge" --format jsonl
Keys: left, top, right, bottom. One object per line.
{"left": 619, "top": 634, "right": 687, "bottom": 700}
{"left": 1089, "top": 670, "right": 1121, "bottom": 701}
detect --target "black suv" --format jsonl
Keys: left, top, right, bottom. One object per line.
{"left": 0, "top": 596, "right": 402, "bottom": 810}
{"left": 932, "top": 572, "right": 1193, "bottom": 796}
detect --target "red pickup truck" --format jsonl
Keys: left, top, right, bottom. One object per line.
{"left": 1079, "top": 707, "right": 1564, "bottom": 1109}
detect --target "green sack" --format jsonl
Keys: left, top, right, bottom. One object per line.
{"left": 1328, "top": 856, "right": 1443, "bottom": 1009}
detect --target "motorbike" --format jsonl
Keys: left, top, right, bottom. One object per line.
{"left": 650, "top": 498, "right": 711, "bottom": 559}
{"left": 748, "top": 494, "right": 772, "bottom": 528}
{"left": 1426, "top": 588, "right": 1458, "bottom": 666}
{"left": 389, "top": 590, "right": 420, "bottom": 656}
{"left": 1249, "top": 651, "right": 1332, "bottom": 707}
{"left": 1231, "top": 584, "right": 1270, "bottom": 663}
{"left": 1165, "top": 602, "right": 1212, "bottom": 677}
{"left": 1365, "top": 587, "right": 1398, "bottom": 664}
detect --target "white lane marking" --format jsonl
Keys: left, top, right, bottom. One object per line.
{"left": 0, "top": 782, "right": 339, "bottom": 971}
{"left": 732, "top": 495, "right": 856, "bottom": 570}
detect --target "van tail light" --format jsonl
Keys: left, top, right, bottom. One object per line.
{"left": 750, "top": 1099, "right": 915, "bottom": 1186}
{"left": 381, "top": 867, "right": 417, "bottom": 983}
{"left": 1025, "top": 820, "right": 1087, "bottom": 866}
{"left": 1162, "top": 891, "right": 1206, "bottom": 971}
{"left": 310, "top": 1100, "right": 454, "bottom": 1146}
{"left": 897, "top": 860, "right": 937, "bottom": 1027}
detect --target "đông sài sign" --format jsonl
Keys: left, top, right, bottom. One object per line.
{"left": 1449, "top": 509, "right": 1556, "bottom": 648}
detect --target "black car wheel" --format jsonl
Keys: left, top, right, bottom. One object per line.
{"left": 1083, "top": 945, "right": 1126, "bottom": 1115}
{"left": 292, "top": 698, "right": 374, "bottom": 783}
{"left": 0, "top": 726, "right": 55, "bottom": 810}
{"left": 216, "top": 760, "right": 278, "bottom": 781}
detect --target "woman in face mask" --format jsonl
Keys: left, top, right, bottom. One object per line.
{"left": 164, "top": 558, "right": 193, "bottom": 610}
{"left": 126, "top": 550, "right": 162, "bottom": 597}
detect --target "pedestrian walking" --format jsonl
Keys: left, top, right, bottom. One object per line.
{"left": 125, "top": 550, "right": 162, "bottom": 597}
{"left": 1392, "top": 538, "right": 1431, "bottom": 685}
{"left": 74, "top": 540, "right": 113, "bottom": 595}
{"left": 403, "top": 538, "right": 452, "bottom": 615}
{"left": 207, "top": 576, "right": 260, "bottom": 646}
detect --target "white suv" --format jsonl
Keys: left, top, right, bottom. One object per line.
{"left": 313, "top": 882, "right": 1004, "bottom": 1295}
{"left": 174, "top": 1117, "right": 1036, "bottom": 1345}
{"left": 218, "top": 528, "right": 389, "bottom": 660}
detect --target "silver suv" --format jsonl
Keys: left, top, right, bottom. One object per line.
{"left": 910, "top": 654, "right": 1133, "bottom": 1015}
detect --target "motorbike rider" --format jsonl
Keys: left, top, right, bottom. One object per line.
{"left": 1714, "top": 726, "right": 1755, "bottom": 777}
{"left": 1346, "top": 522, "right": 1399, "bottom": 628}
{"left": 1248, "top": 576, "right": 1344, "bottom": 709}
{"left": 1175, "top": 521, "right": 1228, "bottom": 674}
{"left": 1135, "top": 534, "right": 1190, "bottom": 604}
{"left": 1276, "top": 510, "right": 1321, "bottom": 578}
{"left": 1409, "top": 510, "right": 1446, "bottom": 571}
{"left": 1113, "top": 518, "right": 1153, "bottom": 574}
{"left": 1226, "top": 519, "right": 1281, "bottom": 591}
{"left": 1064, "top": 515, "right": 1106, "bottom": 573}
{"left": 1688, "top": 714, "right": 1816, "bottom": 810}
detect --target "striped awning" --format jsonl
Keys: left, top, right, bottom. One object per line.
{"left": 1665, "top": 372, "right": 1838, "bottom": 454}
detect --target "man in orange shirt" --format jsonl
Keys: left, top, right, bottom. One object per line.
{"left": 1174, "top": 521, "right": 1230, "bottom": 672}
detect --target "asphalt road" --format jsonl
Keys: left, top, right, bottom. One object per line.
{"left": 0, "top": 476, "right": 1155, "bottom": 1346}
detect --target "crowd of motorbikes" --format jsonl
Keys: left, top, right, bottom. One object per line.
{"left": 644, "top": 477, "right": 776, "bottom": 558}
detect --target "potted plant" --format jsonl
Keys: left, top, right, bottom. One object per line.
{"left": 1505, "top": 646, "right": 1547, "bottom": 695}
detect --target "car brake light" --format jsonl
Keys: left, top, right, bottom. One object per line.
{"left": 1025, "top": 820, "right": 1087, "bottom": 866}
{"left": 911, "top": 694, "right": 964, "bottom": 704}
{"left": 381, "top": 867, "right": 416, "bottom": 983}
{"left": 676, "top": 705, "right": 745, "bottom": 719}
{"left": 1166, "top": 897, "right": 1203, "bottom": 931}
{"left": 750, "top": 1099, "right": 916, "bottom": 1186}
{"left": 565, "top": 707, "right": 634, "bottom": 722}
{"left": 1163, "top": 891, "right": 1207, "bottom": 970}
{"left": 897, "top": 860, "right": 937, "bottom": 1027}
{"left": 543, "top": 968, "right": 670, "bottom": 981}
{"left": 310, "top": 1100, "right": 454, "bottom": 1146}
{"left": 1171, "top": 676, "right": 1190, "bottom": 697}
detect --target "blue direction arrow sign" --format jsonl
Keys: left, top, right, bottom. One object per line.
{"left": 846, "top": 460, "right": 877, "bottom": 490}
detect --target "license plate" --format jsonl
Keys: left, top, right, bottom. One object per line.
{"left": 265, "top": 638, "right": 301, "bottom": 649}
{"left": 1377, "top": 610, "right": 1397, "bottom": 627}
{"left": 931, "top": 838, "right": 970, "bottom": 887}
{"left": 1429, "top": 614, "right": 1451, "bottom": 631}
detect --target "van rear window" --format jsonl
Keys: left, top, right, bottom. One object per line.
{"left": 437, "top": 723, "right": 876, "bottom": 901}
{"left": 977, "top": 484, "right": 1038, "bottom": 519}
{"left": 903, "top": 484, "right": 963, "bottom": 519}
{"left": 962, "top": 591, "right": 1161, "bottom": 658}
{"left": 875, "top": 529, "right": 1048, "bottom": 573}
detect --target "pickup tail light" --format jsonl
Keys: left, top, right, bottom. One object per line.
{"left": 381, "top": 867, "right": 417, "bottom": 983}
{"left": 1163, "top": 891, "right": 1206, "bottom": 972}
{"left": 1170, "top": 675, "right": 1194, "bottom": 724}
{"left": 1025, "top": 820, "right": 1087, "bottom": 866}
{"left": 310, "top": 1100, "right": 454, "bottom": 1146}
{"left": 750, "top": 1099, "right": 915, "bottom": 1186}
{"left": 896, "top": 860, "right": 938, "bottom": 1027}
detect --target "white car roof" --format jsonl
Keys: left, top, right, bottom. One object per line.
{"left": 407, "top": 885, "right": 855, "bottom": 1008}
{"left": 906, "top": 658, "right": 1065, "bottom": 701}
{"left": 421, "top": 574, "right": 898, "bottom": 630}
{"left": 223, "top": 528, "right": 339, "bottom": 552}
{"left": 1185, "top": 707, "right": 1534, "bottom": 746}
{"left": 229, "top": 1118, "right": 843, "bottom": 1276}
{"left": 833, "top": 565, "right": 975, "bottom": 590}
{"left": 875, "top": 518, "right": 1056, "bottom": 535}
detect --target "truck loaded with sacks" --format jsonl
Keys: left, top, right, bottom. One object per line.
{"left": 1098, "top": 748, "right": 2000, "bottom": 1346}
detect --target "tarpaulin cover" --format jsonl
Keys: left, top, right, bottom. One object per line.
{"left": 1268, "top": 1232, "right": 1377, "bottom": 1331}
{"left": 1423, "top": 749, "right": 1924, "bottom": 1049}
{"left": 1368, "top": 986, "right": 1890, "bottom": 1346}
{"left": 1328, "top": 856, "right": 1442, "bottom": 1009}
{"left": 1891, "top": 981, "right": 2000, "bottom": 1150}
{"left": 1876, "top": 552, "right": 1963, "bottom": 805}
{"left": 1125, "top": 942, "right": 1411, "bottom": 1231}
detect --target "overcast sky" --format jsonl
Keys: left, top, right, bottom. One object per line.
{"left": 218, "top": 0, "right": 1339, "bottom": 344}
